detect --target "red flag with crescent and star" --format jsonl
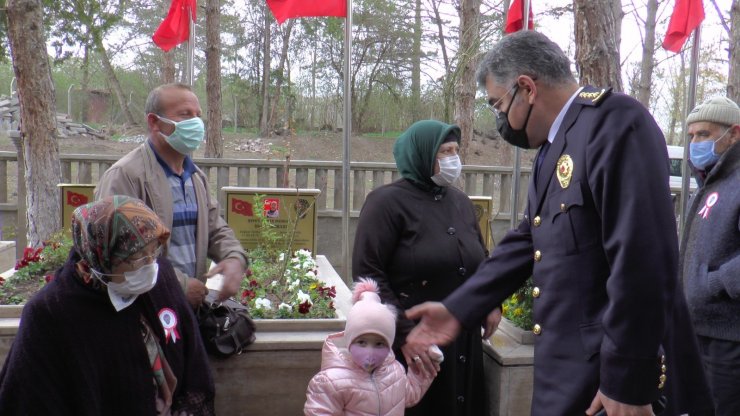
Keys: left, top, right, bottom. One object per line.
{"left": 662, "top": 0, "right": 704, "bottom": 53}
{"left": 266, "top": 0, "right": 347, "bottom": 25}
{"left": 505, "top": 0, "right": 534, "bottom": 34}
{"left": 152, "top": 0, "right": 197, "bottom": 52}
{"left": 232, "top": 198, "right": 254, "bottom": 217}
{"left": 66, "top": 191, "right": 89, "bottom": 208}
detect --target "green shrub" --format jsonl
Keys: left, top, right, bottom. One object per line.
{"left": 502, "top": 278, "right": 534, "bottom": 330}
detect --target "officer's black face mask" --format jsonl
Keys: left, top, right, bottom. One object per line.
{"left": 497, "top": 85, "right": 534, "bottom": 149}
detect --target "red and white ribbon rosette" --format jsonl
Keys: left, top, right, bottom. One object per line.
{"left": 158, "top": 308, "right": 179, "bottom": 344}
{"left": 697, "top": 192, "right": 719, "bottom": 219}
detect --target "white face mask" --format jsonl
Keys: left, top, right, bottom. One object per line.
{"left": 431, "top": 155, "right": 462, "bottom": 187}
{"left": 93, "top": 263, "right": 159, "bottom": 311}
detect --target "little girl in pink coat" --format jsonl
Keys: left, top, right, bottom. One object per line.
{"left": 304, "top": 278, "right": 441, "bottom": 416}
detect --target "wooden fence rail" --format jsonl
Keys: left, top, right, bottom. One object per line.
{"left": 0, "top": 151, "right": 529, "bottom": 218}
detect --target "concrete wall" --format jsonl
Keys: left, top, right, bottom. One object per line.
{"left": 483, "top": 320, "right": 534, "bottom": 416}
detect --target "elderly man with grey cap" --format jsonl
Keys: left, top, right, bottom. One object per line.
{"left": 681, "top": 96, "right": 740, "bottom": 416}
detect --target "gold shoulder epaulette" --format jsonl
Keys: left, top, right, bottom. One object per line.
{"left": 576, "top": 87, "right": 612, "bottom": 107}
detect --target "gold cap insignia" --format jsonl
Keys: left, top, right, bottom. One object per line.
{"left": 556, "top": 155, "right": 573, "bottom": 188}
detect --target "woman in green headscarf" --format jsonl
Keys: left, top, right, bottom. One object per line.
{"left": 0, "top": 196, "right": 215, "bottom": 415}
{"left": 353, "top": 120, "right": 500, "bottom": 415}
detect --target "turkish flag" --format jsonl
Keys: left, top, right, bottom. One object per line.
{"left": 662, "top": 0, "right": 704, "bottom": 53}
{"left": 267, "top": 0, "right": 347, "bottom": 25}
{"left": 232, "top": 198, "right": 254, "bottom": 217}
{"left": 67, "top": 191, "right": 89, "bottom": 208}
{"left": 152, "top": 0, "right": 197, "bottom": 52}
{"left": 505, "top": 0, "right": 534, "bottom": 34}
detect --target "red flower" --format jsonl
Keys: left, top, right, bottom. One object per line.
{"left": 15, "top": 247, "right": 42, "bottom": 270}
{"left": 241, "top": 289, "right": 256, "bottom": 300}
{"left": 44, "top": 274, "right": 54, "bottom": 283}
{"left": 246, "top": 269, "right": 254, "bottom": 277}
{"left": 0, "top": 277, "right": 5, "bottom": 286}
{"left": 317, "top": 286, "right": 337, "bottom": 299}
{"left": 298, "top": 300, "right": 312, "bottom": 314}
{"left": 249, "top": 279, "right": 258, "bottom": 287}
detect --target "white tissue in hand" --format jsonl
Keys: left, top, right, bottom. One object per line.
{"left": 205, "top": 262, "right": 225, "bottom": 291}
{"left": 428, "top": 345, "right": 444, "bottom": 363}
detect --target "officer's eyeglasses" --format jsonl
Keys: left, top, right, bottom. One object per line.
{"left": 124, "top": 246, "right": 163, "bottom": 269}
{"left": 487, "top": 84, "right": 519, "bottom": 118}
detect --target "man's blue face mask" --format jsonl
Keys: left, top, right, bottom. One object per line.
{"left": 689, "top": 127, "right": 731, "bottom": 170}
{"left": 157, "top": 115, "right": 205, "bottom": 155}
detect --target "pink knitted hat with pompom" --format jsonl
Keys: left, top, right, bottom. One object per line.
{"left": 344, "top": 278, "right": 397, "bottom": 346}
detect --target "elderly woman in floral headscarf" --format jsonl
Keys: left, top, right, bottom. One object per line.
{"left": 0, "top": 195, "right": 215, "bottom": 416}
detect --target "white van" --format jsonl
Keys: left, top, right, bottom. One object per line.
{"left": 667, "top": 145, "right": 698, "bottom": 192}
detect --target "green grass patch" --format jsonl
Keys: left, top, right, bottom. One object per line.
{"left": 362, "top": 131, "right": 403, "bottom": 139}
{"left": 222, "top": 126, "right": 257, "bottom": 135}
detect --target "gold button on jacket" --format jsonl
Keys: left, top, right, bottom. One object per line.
{"left": 533, "top": 324, "right": 542, "bottom": 335}
{"left": 534, "top": 250, "right": 542, "bottom": 262}
{"left": 533, "top": 216, "right": 541, "bottom": 227}
{"left": 532, "top": 287, "right": 541, "bottom": 298}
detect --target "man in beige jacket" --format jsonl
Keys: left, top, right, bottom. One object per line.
{"left": 96, "top": 83, "right": 247, "bottom": 306}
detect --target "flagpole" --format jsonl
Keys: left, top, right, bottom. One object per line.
{"left": 509, "top": 0, "right": 529, "bottom": 229}
{"left": 678, "top": 25, "right": 700, "bottom": 241}
{"left": 186, "top": 4, "right": 195, "bottom": 86}
{"left": 342, "top": 0, "right": 353, "bottom": 281}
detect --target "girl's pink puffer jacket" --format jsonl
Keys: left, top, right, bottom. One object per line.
{"left": 304, "top": 332, "right": 434, "bottom": 416}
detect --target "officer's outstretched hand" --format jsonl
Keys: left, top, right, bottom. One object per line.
{"left": 586, "top": 389, "right": 654, "bottom": 416}
{"left": 405, "top": 302, "right": 461, "bottom": 348}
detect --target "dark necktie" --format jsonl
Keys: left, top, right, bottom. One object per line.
{"left": 535, "top": 141, "right": 551, "bottom": 183}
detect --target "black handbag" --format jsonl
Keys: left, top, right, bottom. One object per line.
{"left": 196, "top": 293, "right": 256, "bottom": 358}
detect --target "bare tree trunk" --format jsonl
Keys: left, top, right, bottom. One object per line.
{"left": 636, "top": 0, "right": 658, "bottom": 107}
{"left": 667, "top": 52, "right": 687, "bottom": 145}
{"left": 160, "top": 0, "right": 176, "bottom": 84}
{"left": 94, "top": 36, "right": 138, "bottom": 125}
{"left": 204, "top": 0, "right": 223, "bottom": 158}
{"left": 162, "top": 51, "right": 176, "bottom": 84}
{"left": 729, "top": 0, "right": 740, "bottom": 103}
{"left": 310, "top": 40, "right": 317, "bottom": 129}
{"left": 260, "top": 7, "right": 272, "bottom": 137}
{"left": 573, "top": 0, "right": 623, "bottom": 91}
{"left": 80, "top": 44, "right": 91, "bottom": 122}
{"left": 430, "top": 0, "right": 453, "bottom": 121}
{"left": 411, "top": 0, "right": 422, "bottom": 121}
{"left": 612, "top": 0, "right": 623, "bottom": 54}
{"left": 269, "top": 20, "right": 295, "bottom": 132}
{"left": 455, "top": 0, "right": 481, "bottom": 164}
{"left": 7, "top": 0, "right": 62, "bottom": 246}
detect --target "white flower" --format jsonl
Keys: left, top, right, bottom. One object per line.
{"left": 271, "top": 280, "right": 278, "bottom": 287}
{"left": 296, "top": 290, "right": 312, "bottom": 305}
{"left": 255, "top": 298, "right": 272, "bottom": 310}
{"left": 288, "top": 279, "right": 301, "bottom": 290}
{"left": 295, "top": 249, "right": 312, "bottom": 258}
{"left": 278, "top": 303, "right": 292, "bottom": 311}
{"left": 278, "top": 253, "right": 285, "bottom": 261}
{"left": 305, "top": 270, "right": 316, "bottom": 278}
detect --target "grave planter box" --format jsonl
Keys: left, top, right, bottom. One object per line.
{"left": 484, "top": 318, "right": 535, "bottom": 416}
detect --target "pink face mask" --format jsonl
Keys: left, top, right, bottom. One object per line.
{"left": 349, "top": 344, "right": 390, "bottom": 373}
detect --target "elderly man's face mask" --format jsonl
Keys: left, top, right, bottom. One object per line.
{"left": 157, "top": 115, "right": 205, "bottom": 155}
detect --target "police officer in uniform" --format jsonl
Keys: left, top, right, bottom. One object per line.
{"left": 405, "top": 31, "right": 711, "bottom": 416}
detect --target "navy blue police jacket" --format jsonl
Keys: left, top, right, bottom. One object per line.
{"left": 444, "top": 87, "right": 711, "bottom": 415}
